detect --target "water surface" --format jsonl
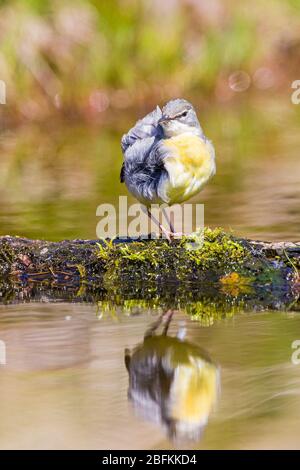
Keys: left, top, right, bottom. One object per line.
{"left": 0, "top": 302, "right": 299, "bottom": 450}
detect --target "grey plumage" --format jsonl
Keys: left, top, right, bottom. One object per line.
{"left": 120, "top": 105, "right": 167, "bottom": 204}
{"left": 162, "top": 98, "right": 193, "bottom": 120}
{"left": 121, "top": 105, "right": 162, "bottom": 153}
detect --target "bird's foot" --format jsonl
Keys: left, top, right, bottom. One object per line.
{"left": 170, "top": 231, "right": 184, "bottom": 239}
{"left": 160, "top": 228, "right": 184, "bottom": 241}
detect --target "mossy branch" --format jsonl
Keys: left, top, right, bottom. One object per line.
{"left": 0, "top": 229, "right": 299, "bottom": 312}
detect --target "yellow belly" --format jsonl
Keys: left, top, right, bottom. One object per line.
{"left": 159, "top": 134, "right": 215, "bottom": 204}
{"left": 170, "top": 361, "right": 219, "bottom": 425}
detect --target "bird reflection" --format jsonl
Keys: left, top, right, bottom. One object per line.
{"left": 125, "top": 310, "right": 220, "bottom": 443}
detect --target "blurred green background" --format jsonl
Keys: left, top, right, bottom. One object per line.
{"left": 0, "top": 0, "right": 299, "bottom": 240}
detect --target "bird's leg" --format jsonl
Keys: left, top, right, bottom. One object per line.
{"left": 162, "top": 309, "right": 175, "bottom": 335}
{"left": 144, "top": 310, "right": 175, "bottom": 339}
{"left": 162, "top": 207, "right": 184, "bottom": 239}
{"left": 162, "top": 207, "right": 175, "bottom": 234}
{"left": 146, "top": 208, "right": 171, "bottom": 241}
{"left": 144, "top": 313, "right": 164, "bottom": 339}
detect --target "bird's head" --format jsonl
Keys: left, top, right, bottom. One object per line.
{"left": 158, "top": 99, "right": 202, "bottom": 138}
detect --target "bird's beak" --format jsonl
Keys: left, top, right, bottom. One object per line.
{"left": 158, "top": 116, "right": 171, "bottom": 125}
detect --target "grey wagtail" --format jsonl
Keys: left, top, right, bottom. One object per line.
{"left": 125, "top": 311, "right": 219, "bottom": 441}
{"left": 120, "top": 99, "right": 216, "bottom": 239}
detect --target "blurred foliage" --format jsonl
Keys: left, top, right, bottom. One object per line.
{"left": 0, "top": 0, "right": 300, "bottom": 123}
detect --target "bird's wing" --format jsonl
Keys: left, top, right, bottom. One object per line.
{"left": 120, "top": 136, "right": 159, "bottom": 183}
{"left": 121, "top": 105, "right": 162, "bottom": 154}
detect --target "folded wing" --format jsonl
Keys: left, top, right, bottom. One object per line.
{"left": 121, "top": 106, "right": 162, "bottom": 154}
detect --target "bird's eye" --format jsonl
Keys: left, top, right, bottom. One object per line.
{"left": 181, "top": 111, "right": 188, "bottom": 118}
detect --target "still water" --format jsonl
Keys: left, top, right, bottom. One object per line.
{"left": 0, "top": 99, "right": 299, "bottom": 449}
{"left": 0, "top": 303, "right": 299, "bottom": 449}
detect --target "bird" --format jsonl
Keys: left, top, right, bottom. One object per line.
{"left": 125, "top": 311, "right": 220, "bottom": 442}
{"left": 120, "top": 98, "right": 216, "bottom": 239}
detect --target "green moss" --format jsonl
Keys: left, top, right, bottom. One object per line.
{"left": 0, "top": 230, "right": 295, "bottom": 313}
{"left": 185, "top": 300, "right": 245, "bottom": 327}
{"left": 95, "top": 296, "right": 249, "bottom": 327}
{"left": 76, "top": 264, "right": 87, "bottom": 279}
{"left": 179, "top": 227, "right": 248, "bottom": 273}
{"left": 95, "top": 228, "right": 252, "bottom": 287}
